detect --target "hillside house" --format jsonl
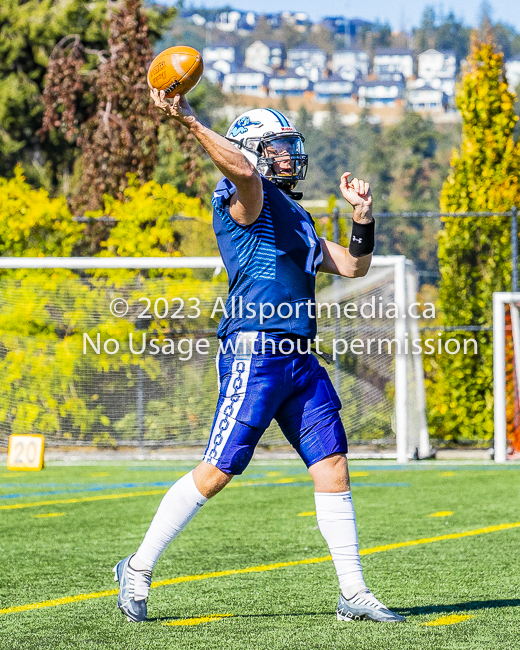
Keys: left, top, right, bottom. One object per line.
{"left": 313, "top": 75, "right": 354, "bottom": 101}
{"left": 331, "top": 49, "right": 369, "bottom": 79}
{"left": 245, "top": 41, "right": 285, "bottom": 73}
{"left": 269, "top": 73, "right": 312, "bottom": 96}
{"left": 357, "top": 78, "right": 405, "bottom": 106}
{"left": 373, "top": 48, "right": 414, "bottom": 79}
{"left": 407, "top": 84, "right": 448, "bottom": 111}
{"left": 286, "top": 45, "right": 327, "bottom": 83}
{"left": 222, "top": 68, "right": 269, "bottom": 96}
{"left": 417, "top": 49, "right": 456, "bottom": 81}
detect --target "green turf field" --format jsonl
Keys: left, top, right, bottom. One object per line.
{"left": 1, "top": 460, "right": 519, "bottom": 649}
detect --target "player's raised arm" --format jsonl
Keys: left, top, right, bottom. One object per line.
{"left": 319, "top": 172, "right": 374, "bottom": 278}
{"left": 150, "top": 89, "right": 263, "bottom": 225}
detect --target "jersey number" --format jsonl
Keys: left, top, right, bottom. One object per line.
{"left": 299, "top": 221, "right": 323, "bottom": 276}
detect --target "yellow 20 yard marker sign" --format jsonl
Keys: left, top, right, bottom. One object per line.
{"left": 7, "top": 435, "right": 45, "bottom": 471}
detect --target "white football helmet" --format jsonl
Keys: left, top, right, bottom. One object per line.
{"left": 225, "top": 108, "right": 308, "bottom": 195}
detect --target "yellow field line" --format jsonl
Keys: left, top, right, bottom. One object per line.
{"left": 422, "top": 614, "right": 474, "bottom": 627}
{"left": 31, "top": 513, "right": 66, "bottom": 519}
{"left": 357, "top": 522, "right": 520, "bottom": 555}
{"left": 1, "top": 521, "right": 519, "bottom": 617}
{"left": 0, "top": 589, "right": 120, "bottom": 614}
{"left": 0, "top": 489, "right": 169, "bottom": 510}
{"left": 150, "top": 555, "right": 332, "bottom": 590}
{"left": 162, "top": 614, "right": 233, "bottom": 626}
{"left": 0, "top": 477, "right": 315, "bottom": 511}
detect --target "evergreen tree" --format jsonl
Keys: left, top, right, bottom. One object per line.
{"left": 297, "top": 103, "right": 352, "bottom": 200}
{"left": 414, "top": 7, "right": 437, "bottom": 52}
{"left": 0, "top": 0, "right": 172, "bottom": 192}
{"left": 429, "top": 34, "right": 520, "bottom": 441}
{"left": 0, "top": 0, "right": 106, "bottom": 186}
{"left": 435, "top": 12, "right": 471, "bottom": 65}
{"left": 76, "top": 0, "right": 159, "bottom": 211}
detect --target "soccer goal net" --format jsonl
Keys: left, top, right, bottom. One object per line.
{"left": 0, "top": 256, "right": 428, "bottom": 462}
{"left": 493, "top": 292, "right": 520, "bottom": 462}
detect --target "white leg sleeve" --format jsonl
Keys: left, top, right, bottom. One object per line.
{"left": 314, "top": 490, "right": 367, "bottom": 599}
{"left": 132, "top": 470, "right": 208, "bottom": 571}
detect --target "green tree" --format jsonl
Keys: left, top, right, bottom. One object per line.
{"left": 492, "top": 22, "right": 520, "bottom": 60}
{"left": 427, "top": 35, "right": 520, "bottom": 442}
{"left": 42, "top": 0, "right": 162, "bottom": 212}
{"left": 413, "top": 8, "right": 471, "bottom": 66}
{"left": 387, "top": 112, "right": 441, "bottom": 211}
{"left": 435, "top": 12, "right": 471, "bottom": 65}
{"left": 351, "top": 111, "right": 394, "bottom": 212}
{"left": 375, "top": 112, "right": 444, "bottom": 277}
{"left": 0, "top": 0, "right": 173, "bottom": 193}
{"left": 414, "top": 6, "right": 437, "bottom": 52}
{"left": 0, "top": 168, "right": 217, "bottom": 445}
{"left": 0, "top": 0, "right": 106, "bottom": 187}
{"left": 296, "top": 103, "right": 352, "bottom": 200}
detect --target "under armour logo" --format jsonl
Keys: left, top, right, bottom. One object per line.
{"left": 352, "top": 235, "right": 363, "bottom": 243}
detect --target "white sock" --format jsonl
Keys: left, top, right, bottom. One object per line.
{"left": 314, "top": 490, "right": 367, "bottom": 599}
{"left": 131, "top": 470, "right": 208, "bottom": 571}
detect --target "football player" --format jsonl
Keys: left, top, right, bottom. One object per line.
{"left": 113, "top": 90, "right": 405, "bottom": 624}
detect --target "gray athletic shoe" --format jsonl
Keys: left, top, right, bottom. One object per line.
{"left": 337, "top": 590, "right": 405, "bottom": 623}
{"left": 113, "top": 554, "right": 152, "bottom": 622}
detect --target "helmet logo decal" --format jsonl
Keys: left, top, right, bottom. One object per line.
{"left": 230, "top": 116, "right": 262, "bottom": 137}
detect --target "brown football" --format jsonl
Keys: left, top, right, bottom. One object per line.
{"left": 147, "top": 46, "right": 204, "bottom": 98}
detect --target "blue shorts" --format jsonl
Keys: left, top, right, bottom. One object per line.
{"left": 203, "top": 331, "right": 348, "bottom": 475}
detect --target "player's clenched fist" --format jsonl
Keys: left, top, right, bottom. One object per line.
{"left": 339, "top": 171, "right": 373, "bottom": 223}
{"left": 339, "top": 172, "right": 372, "bottom": 208}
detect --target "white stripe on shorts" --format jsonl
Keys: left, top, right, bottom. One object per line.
{"left": 204, "top": 332, "right": 258, "bottom": 466}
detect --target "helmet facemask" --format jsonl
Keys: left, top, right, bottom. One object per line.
{"left": 231, "top": 132, "right": 308, "bottom": 192}
{"left": 256, "top": 133, "right": 308, "bottom": 191}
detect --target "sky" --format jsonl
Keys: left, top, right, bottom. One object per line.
{"left": 163, "top": 0, "right": 520, "bottom": 31}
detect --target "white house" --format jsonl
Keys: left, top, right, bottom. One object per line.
{"left": 203, "top": 45, "right": 237, "bottom": 66}
{"left": 314, "top": 75, "right": 354, "bottom": 101}
{"left": 407, "top": 76, "right": 455, "bottom": 100}
{"left": 269, "top": 73, "right": 312, "bottom": 96}
{"left": 331, "top": 49, "right": 369, "bottom": 79}
{"left": 418, "top": 49, "right": 456, "bottom": 81}
{"left": 222, "top": 68, "right": 269, "bottom": 97}
{"left": 214, "top": 10, "right": 256, "bottom": 32}
{"left": 373, "top": 48, "right": 414, "bottom": 79}
{"left": 286, "top": 45, "right": 327, "bottom": 83}
{"left": 245, "top": 41, "right": 285, "bottom": 73}
{"left": 506, "top": 55, "right": 520, "bottom": 92}
{"left": 357, "top": 78, "right": 405, "bottom": 107}
{"left": 203, "top": 45, "right": 238, "bottom": 76}
{"left": 407, "top": 84, "right": 448, "bottom": 112}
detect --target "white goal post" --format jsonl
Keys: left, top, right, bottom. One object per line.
{"left": 0, "top": 255, "right": 429, "bottom": 462}
{"left": 493, "top": 291, "right": 520, "bottom": 463}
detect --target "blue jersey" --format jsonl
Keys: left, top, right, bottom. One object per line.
{"left": 212, "top": 176, "right": 323, "bottom": 340}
